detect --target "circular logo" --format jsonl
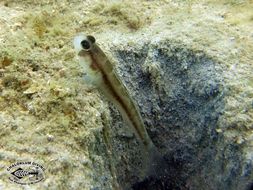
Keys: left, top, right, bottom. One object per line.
{"left": 7, "top": 161, "right": 45, "bottom": 185}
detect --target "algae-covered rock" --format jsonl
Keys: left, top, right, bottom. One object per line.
{"left": 110, "top": 37, "right": 251, "bottom": 189}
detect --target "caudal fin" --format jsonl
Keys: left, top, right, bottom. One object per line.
{"left": 132, "top": 145, "right": 170, "bottom": 190}
{"left": 146, "top": 145, "right": 169, "bottom": 179}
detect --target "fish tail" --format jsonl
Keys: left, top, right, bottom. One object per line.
{"left": 144, "top": 143, "right": 169, "bottom": 181}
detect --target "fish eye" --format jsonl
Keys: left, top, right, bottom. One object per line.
{"left": 81, "top": 40, "right": 90, "bottom": 50}
{"left": 87, "top": 35, "right": 96, "bottom": 44}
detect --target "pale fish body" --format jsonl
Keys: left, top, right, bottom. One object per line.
{"left": 73, "top": 34, "right": 155, "bottom": 150}
{"left": 73, "top": 34, "right": 167, "bottom": 181}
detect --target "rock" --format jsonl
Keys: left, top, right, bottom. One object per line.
{"left": 107, "top": 35, "right": 252, "bottom": 189}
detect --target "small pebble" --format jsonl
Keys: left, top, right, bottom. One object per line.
{"left": 47, "top": 134, "right": 54, "bottom": 142}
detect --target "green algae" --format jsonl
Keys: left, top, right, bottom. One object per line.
{"left": 82, "top": 1, "right": 152, "bottom": 31}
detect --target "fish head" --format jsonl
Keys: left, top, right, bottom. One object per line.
{"left": 73, "top": 34, "right": 96, "bottom": 53}
{"left": 73, "top": 34, "right": 102, "bottom": 86}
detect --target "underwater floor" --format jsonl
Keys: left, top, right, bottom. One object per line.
{"left": 0, "top": 0, "right": 252, "bottom": 189}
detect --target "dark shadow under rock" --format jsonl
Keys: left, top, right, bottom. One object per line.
{"left": 106, "top": 39, "right": 250, "bottom": 190}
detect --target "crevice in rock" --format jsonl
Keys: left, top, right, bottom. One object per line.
{"left": 105, "top": 39, "right": 247, "bottom": 190}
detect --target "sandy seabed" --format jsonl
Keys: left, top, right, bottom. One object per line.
{"left": 0, "top": 0, "right": 252, "bottom": 189}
